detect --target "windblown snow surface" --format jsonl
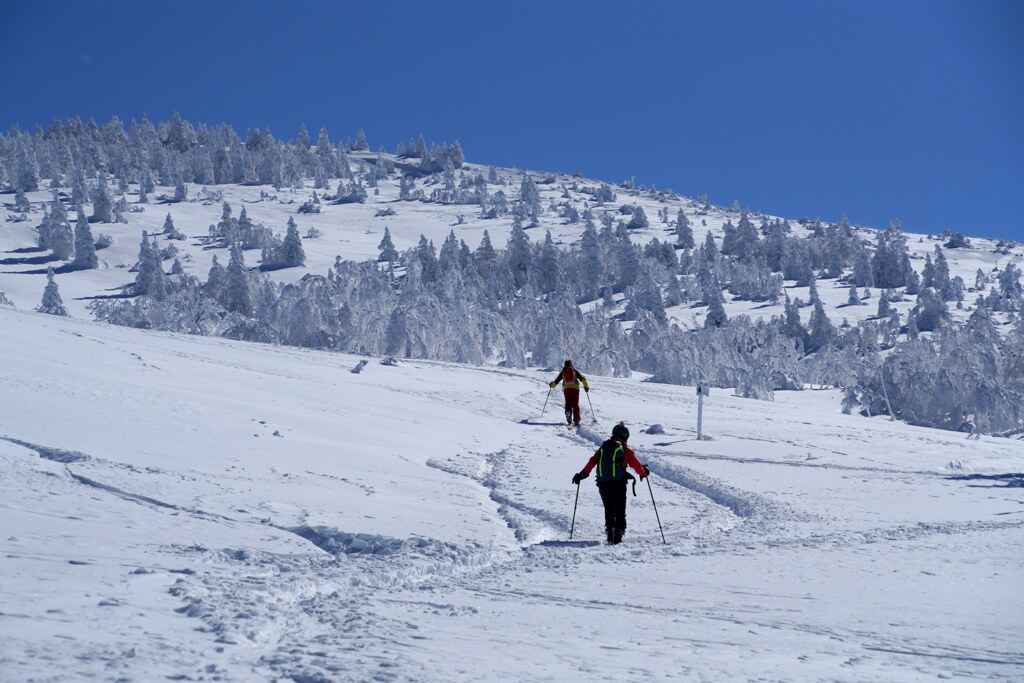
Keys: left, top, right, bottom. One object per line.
{"left": 1, "top": 305, "right": 1022, "bottom": 682}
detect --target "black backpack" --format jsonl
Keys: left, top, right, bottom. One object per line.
{"left": 594, "top": 439, "right": 627, "bottom": 482}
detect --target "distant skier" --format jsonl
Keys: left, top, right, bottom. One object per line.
{"left": 572, "top": 422, "right": 648, "bottom": 544}
{"left": 549, "top": 359, "right": 589, "bottom": 427}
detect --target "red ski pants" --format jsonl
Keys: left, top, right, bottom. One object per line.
{"left": 562, "top": 388, "right": 581, "bottom": 423}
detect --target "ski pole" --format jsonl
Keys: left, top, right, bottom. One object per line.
{"left": 569, "top": 480, "right": 581, "bottom": 539}
{"left": 585, "top": 390, "right": 597, "bottom": 424}
{"left": 541, "top": 387, "right": 552, "bottom": 416}
{"left": 646, "top": 475, "right": 666, "bottom": 544}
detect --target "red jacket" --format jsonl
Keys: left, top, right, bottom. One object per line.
{"left": 581, "top": 438, "right": 646, "bottom": 479}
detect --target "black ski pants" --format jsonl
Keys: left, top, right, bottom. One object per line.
{"left": 597, "top": 479, "right": 628, "bottom": 531}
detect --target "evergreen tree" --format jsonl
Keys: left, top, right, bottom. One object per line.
{"left": 72, "top": 210, "right": 97, "bottom": 269}
{"left": 204, "top": 254, "right": 226, "bottom": 299}
{"left": 850, "top": 244, "right": 874, "bottom": 287}
{"left": 876, "top": 291, "right": 892, "bottom": 318}
{"left": 518, "top": 173, "right": 541, "bottom": 226}
{"left": 50, "top": 204, "right": 75, "bottom": 260}
{"left": 846, "top": 284, "right": 862, "bottom": 306}
{"left": 538, "top": 231, "right": 561, "bottom": 294}
{"left": 704, "top": 287, "right": 728, "bottom": 328}
{"left": 223, "top": 244, "right": 252, "bottom": 315}
{"left": 626, "top": 206, "right": 649, "bottom": 230}
{"left": 438, "top": 230, "right": 461, "bottom": 274}
{"left": 133, "top": 231, "right": 167, "bottom": 299}
{"left": 280, "top": 217, "right": 306, "bottom": 267}
{"left": 781, "top": 295, "right": 809, "bottom": 348}
{"left": 414, "top": 235, "right": 439, "bottom": 283}
{"left": 377, "top": 226, "right": 399, "bottom": 263}
{"left": 91, "top": 178, "right": 113, "bottom": 222}
{"left": 912, "top": 287, "right": 949, "bottom": 331}
{"left": 352, "top": 128, "right": 369, "bottom": 152}
{"left": 734, "top": 210, "right": 762, "bottom": 263}
{"left": 37, "top": 268, "right": 69, "bottom": 316}
{"left": 872, "top": 220, "right": 909, "bottom": 288}
{"left": 162, "top": 213, "right": 185, "bottom": 240}
{"left": 806, "top": 299, "right": 837, "bottom": 352}
{"left": 505, "top": 220, "right": 532, "bottom": 288}
{"left": 675, "top": 209, "right": 694, "bottom": 249}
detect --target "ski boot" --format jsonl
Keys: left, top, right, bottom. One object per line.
{"left": 611, "top": 529, "right": 624, "bottom": 545}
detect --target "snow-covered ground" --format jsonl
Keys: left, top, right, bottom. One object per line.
{"left": 2, "top": 304, "right": 1022, "bottom": 681}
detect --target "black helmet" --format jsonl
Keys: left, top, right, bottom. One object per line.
{"left": 612, "top": 422, "right": 629, "bottom": 441}
{"left": 564, "top": 360, "right": 573, "bottom": 367}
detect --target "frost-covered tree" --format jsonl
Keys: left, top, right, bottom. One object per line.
{"left": 675, "top": 209, "right": 694, "bottom": 249}
{"left": 872, "top": 220, "right": 909, "bottom": 288}
{"left": 850, "top": 244, "right": 874, "bottom": 287}
{"left": 537, "top": 231, "right": 561, "bottom": 294}
{"left": 912, "top": 287, "right": 949, "bottom": 332}
{"left": 133, "top": 231, "right": 167, "bottom": 299}
{"left": 91, "top": 178, "right": 113, "bottom": 223}
{"left": 733, "top": 210, "right": 762, "bottom": 263}
{"left": 876, "top": 291, "right": 892, "bottom": 318}
{"left": 72, "top": 210, "right": 97, "bottom": 269}
{"left": 997, "top": 262, "right": 1023, "bottom": 309}
{"left": 505, "top": 221, "right": 532, "bottom": 289}
{"left": 626, "top": 206, "right": 649, "bottom": 230}
{"left": 846, "top": 284, "right": 863, "bottom": 306}
{"left": 162, "top": 213, "right": 185, "bottom": 240}
{"left": 352, "top": 128, "right": 369, "bottom": 152}
{"left": 781, "top": 295, "right": 808, "bottom": 348}
{"left": 377, "top": 226, "right": 398, "bottom": 263}
{"left": 37, "top": 268, "right": 69, "bottom": 316}
{"left": 50, "top": 204, "right": 75, "bottom": 260}
{"left": 806, "top": 299, "right": 837, "bottom": 352}
{"left": 517, "top": 174, "right": 541, "bottom": 226}
{"left": 279, "top": 217, "right": 306, "bottom": 267}
{"left": 223, "top": 244, "right": 253, "bottom": 315}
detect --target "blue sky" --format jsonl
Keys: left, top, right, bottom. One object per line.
{"left": 3, "top": 0, "right": 1021, "bottom": 240}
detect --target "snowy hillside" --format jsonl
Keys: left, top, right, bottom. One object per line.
{"left": 3, "top": 119, "right": 1023, "bottom": 437}
{"left": 1, "top": 305, "right": 1022, "bottom": 681}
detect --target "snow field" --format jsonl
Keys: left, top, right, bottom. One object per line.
{"left": 1, "top": 305, "right": 1022, "bottom": 681}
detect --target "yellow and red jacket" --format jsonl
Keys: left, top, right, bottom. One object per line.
{"left": 550, "top": 366, "right": 588, "bottom": 391}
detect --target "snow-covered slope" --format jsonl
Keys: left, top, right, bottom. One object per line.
{"left": 2, "top": 305, "right": 1021, "bottom": 681}
{"left": 1, "top": 154, "right": 1020, "bottom": 326}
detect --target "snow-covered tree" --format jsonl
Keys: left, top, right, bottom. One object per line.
{"left": 675, "top": 209, "right": 694, "bottom": 249}
{"left": 377, "top": 226, "right": 399, "bottom": 263}
{"left": 133, "top": 231, "right": 167, "bottom": 299}
{"left": 872, "top": 220, "right": 909, "bottom": 288}
{"left": 223, "top": 244, "right": 253, "bottom": 315}
{"left": 37, "top": 268, "right": 69, "bottom": 316}
{"left": 71, "top": 210, "right": 97, "bottom": 269}
{"left": 279, "top": 217, "right": 306, "bottom": 267}
{"left": 806, "top": 299, "right": 837, "bottom": 352}
{"left": 91, "top": 178, "right": 113, "bottom": 222}
{"left": 50, "top": 205, "right": 75, "bottom": 260}
{"left": 352, "top": 128, "right": 369, "bottom": 152}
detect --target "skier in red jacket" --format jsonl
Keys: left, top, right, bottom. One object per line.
{"left": 549, "top": 360, "right": 589, "bottom": 427}
{"left": 572, "top": 422, "right": 648, "bottom": 544}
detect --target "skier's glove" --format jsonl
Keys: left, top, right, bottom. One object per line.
{"left": 549, "top": 381, "right": 557, "bottom": 388}
{"left": 642, "top": 464, "right": 650, "bottom": 478}
{"left": 584, "top": 387, "right": 589, "bottom": 393}
{"left": 572, "top": 471, "right": 588, "bottom": 485}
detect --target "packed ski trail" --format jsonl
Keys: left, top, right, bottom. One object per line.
{"left": 1, "top": 306, "right": 1022, "bottom": 681}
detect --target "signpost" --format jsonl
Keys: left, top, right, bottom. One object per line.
{"left": 696, "top": 382, "right": 710, "bottom": 440}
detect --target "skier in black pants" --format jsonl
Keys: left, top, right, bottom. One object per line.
{"left": 572, "top": 422, "right": 649, "bottom": 544}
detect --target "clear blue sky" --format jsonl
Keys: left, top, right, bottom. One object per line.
{"left": 3, "top": 0, "right": 1021, "bottom": 240}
